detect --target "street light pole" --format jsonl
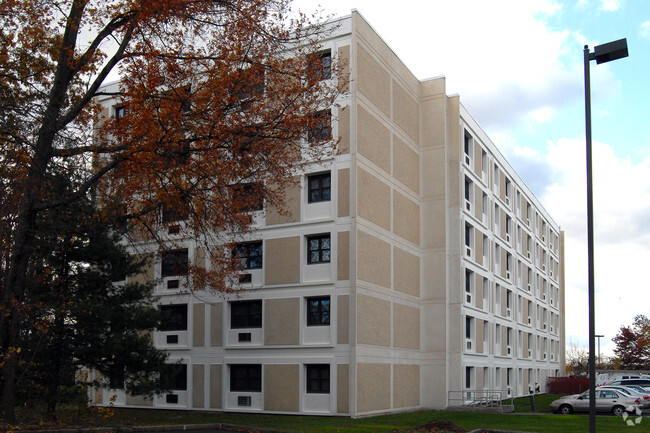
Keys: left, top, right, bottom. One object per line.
{"left": 583, "top": 38, "right": 628, "bottom": 433}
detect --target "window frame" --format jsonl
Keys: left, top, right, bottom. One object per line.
{"left": 232, "top": 182, "right": 264, "bottom": 213}
{"left": 230, "top": 364, "right": 262, "bottom": 392}
{"left": 306, "top": 296, "right": 331, "bottom": 326}
{"left": 230, "top": 300, "right": 263, "bottom": 329}
{"left": 307, "top": 234, "right": 331, "bottom": 265}
{"left": 306, "top": 364, "right": 330, "bottom": 394}
{"left": 168, "top": 363, "right": 188, "bottom": 391}
{"left": 159, "top": 304, "right": 188, "bottom": 331}
{"left": 233, "top": 241, "right": 263, "bottom": 270}
{"left": 307, "top": 172, "right": 332, "bottom": 203}
{"left": 307, "top": 110, "right": 332, "bottom": 143}
{"left": 161, "top": 249, "right": 189, "bottom": 277}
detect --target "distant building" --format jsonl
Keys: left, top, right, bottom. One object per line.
{"left": 92, "top": 11, "right": 564, "bottom": 417}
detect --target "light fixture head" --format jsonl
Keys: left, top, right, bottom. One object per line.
{"left": 593, "top": 38, "right": 629, "bottom": 64}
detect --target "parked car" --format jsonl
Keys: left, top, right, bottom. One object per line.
{"left": 624, "top": 384, "right": 650, "bottom": 394}
{"left": 599, "top": 385, "right": 650, "bottom": 409}
{"left": 597, "top": 373, "right": 650, "bottom": 386}
{"left": 607, "top": 379, "right": 650, "bottom": 387}
{"left": 550, "top": 388, "right": 642, "bottom": 416}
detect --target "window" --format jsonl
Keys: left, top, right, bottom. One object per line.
{"left": 464, "top": 177, "right": 473, "bottom": 211}
{"left": 465, "top": 366, "right": 474, "bottom": 389}
{"left": 465, "top": 269, "right": 473, "bottom": 304}
{"left": 230, "top": 364, "right": 262, "bottom": 392}
{"left": 233, "top": 241, "right": 263, "bottom": 270}
{"left": 160, "top": 304, "right": 188, "bottom": 331}
{"left": 463, "top": 131, "right": 473, "bottom": 166}
{"left": 307, "top": 296, "right": 330, "bottom": 326}
{"left": 481, "top": 150, "right": 488, "bottom": 179}
{"left": 308, "top": 110, "right": 331, "bottom": 143}
{"left": 165, "top": 363, "right": 188, "bottom": 391}
{"left": 482, "top": 193, "right": 488, "bottom": 221}
{"left": 307, "top": 234, "right": 331, "bottom": 264}
{"left": 109, "top": 365, "right": 125, "bottom": 389}
{"left": 115, "top": 106, "right": 125, "bottom": 120}
{"left": 232, "top": 67, "right": 265, "bottom": 110}
{"left": 161, "top": 249, "right": 189, "bottom": 277}
{"left": 308, "top": 172, "right": 331, "bottom": 203}
{"left": 231, "top": 300, "right": 262, "bottom": 329}
{"left": 161, "top": 201, "right": 189, "bottom": 224}
{"left": 464, "top": 223, "right": 473, "bottom": 257}
{"left": 482, "top": 278, "right": 489, "bottom": 309}
{"left": 232, "top": 182, "right": 263, "bottom": 212}
{"left": 465, "top": 316, "right": 473, "bottom": 341}
{"left": 306, "top": 364, "right": 330, "bottom": 394}
{"left": 310, "top": 49, "right": 332, "bottom": 80}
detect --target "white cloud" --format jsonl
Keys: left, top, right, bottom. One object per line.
{"left": 293, "top": 0, "right": 584, "bottom": 132}
{"left": 601, "top": 0, "right": 621, "bottom": 11}
{"left": 641, "top": 21, "right": 650, "bottom": 39}
{"left": 535, "top": 137, "right": 650, "bottom": 355}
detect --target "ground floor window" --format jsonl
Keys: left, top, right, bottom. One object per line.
{"left": 230, "top": 364, "right": 262, "bottom": 392}
{"left": 306, "top": 364, "right": 330, "bottom": 394}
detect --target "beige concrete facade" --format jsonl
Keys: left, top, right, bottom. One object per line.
{"left": 94, "top": 10, "right": 564, "bottom": 418}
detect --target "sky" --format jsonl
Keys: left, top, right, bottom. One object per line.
{"left": 292, "top": 0, "right": 650, "bottom": 357}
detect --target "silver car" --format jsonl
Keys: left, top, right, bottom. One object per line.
{"left": 550, "top": 388, "right": 642, "bottom": 416}
{"left": 599, "top": 385, "right": 650, "bottom": 409}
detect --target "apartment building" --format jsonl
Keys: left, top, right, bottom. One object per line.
{"left": 91, "top": 11, "right": 564, "bottom": 417}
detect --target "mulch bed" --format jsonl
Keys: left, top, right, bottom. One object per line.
{"left": 391, "top": 420, "right": 468, "bottom": 432}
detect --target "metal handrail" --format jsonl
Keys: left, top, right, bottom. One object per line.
{"left": 448, "top": 389, "right": 506, "bottom": 407}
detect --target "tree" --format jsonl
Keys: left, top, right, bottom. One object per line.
{"left": 565, "top": 342, "right": 590, "bottom": 377}
{"left": 15, "top": 173, "right": 172, "bottom": 419}
{"left": 1, "top": 0, "right": 342, "bottom": 420}
{"left": 612, "top": 314, "right": 650, "bottom": 369}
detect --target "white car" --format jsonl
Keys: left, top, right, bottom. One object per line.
{"left": 550, "top": 388, "right": 642, "bottom": 416}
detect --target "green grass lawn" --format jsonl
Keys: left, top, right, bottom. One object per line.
{"left": 4, "top": 394, "right": 649, "bottom": 433}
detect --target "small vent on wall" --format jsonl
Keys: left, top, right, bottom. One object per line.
{"left": 238, "top": 396, "right": 252, "bottom": 407}
{"left": 238, "top": 332, "right": 252, "bottom": 342}
{"left": 166, "top": 334, "right": 179, "bottom": 344}
{"left": 166, "top": 394, "right": 179, "bottom": 404}
{"left": 239, "top": 273, "right": 252, "bottom": 283}
{"left": 167, "top": 279, "right": 180, "bottom": 289}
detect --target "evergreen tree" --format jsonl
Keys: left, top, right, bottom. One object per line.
{"left": 15, "top": 174, "right": 173, "bottom": 419}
